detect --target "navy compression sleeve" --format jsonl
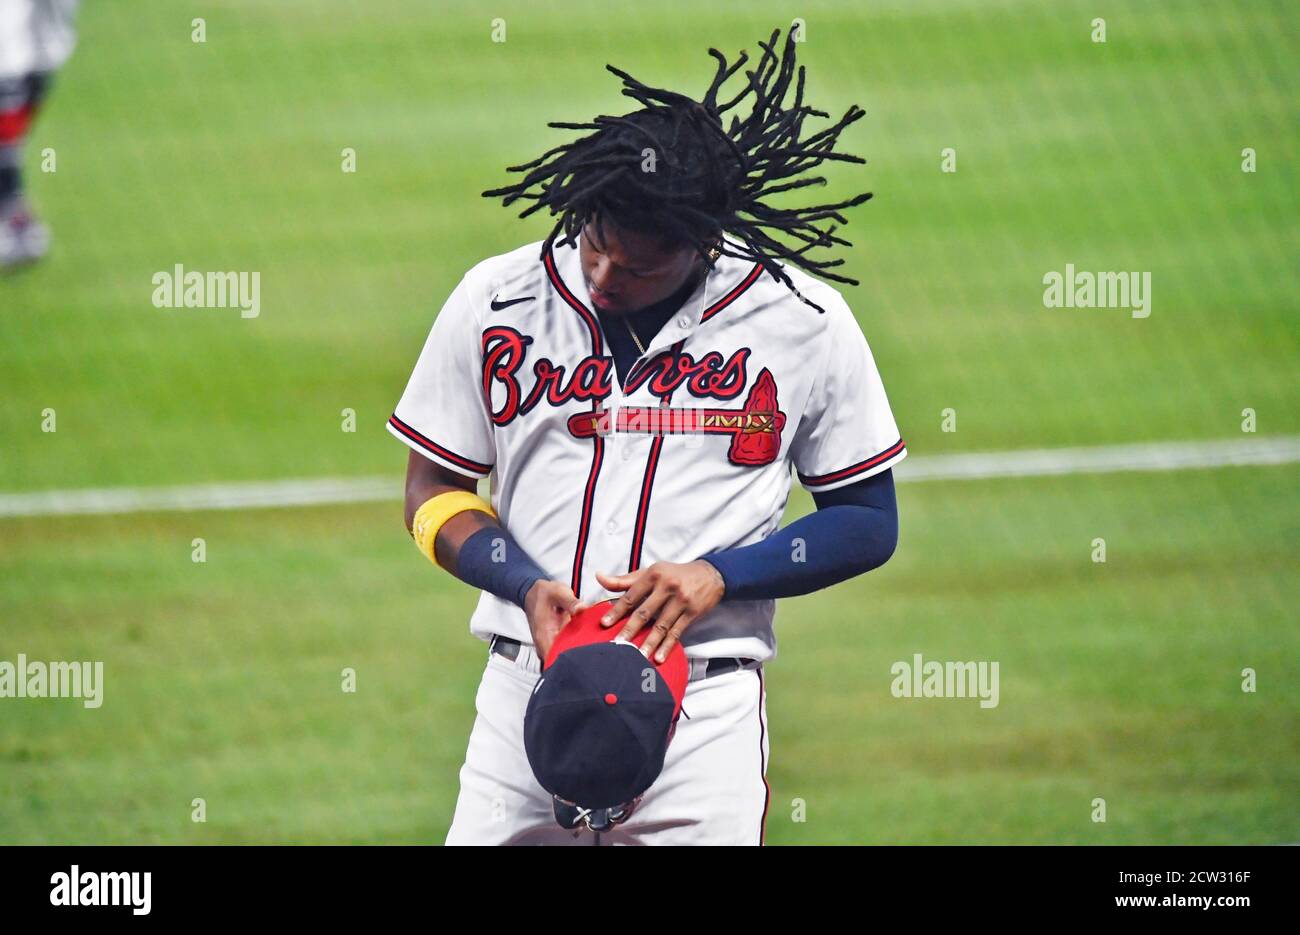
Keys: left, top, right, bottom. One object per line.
{"left": 700, "top": 469, "right": 899, "bottom": 601}
{"left": 454, "top": 525, "right": 548, "bottom": 609}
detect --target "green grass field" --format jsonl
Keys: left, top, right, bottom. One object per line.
{"left": 1, "top": 0, "right": 1296, "bottom": 843}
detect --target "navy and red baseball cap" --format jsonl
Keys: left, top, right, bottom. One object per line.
{"left": 524, "top": 600, "right": 689, "bottom": 810}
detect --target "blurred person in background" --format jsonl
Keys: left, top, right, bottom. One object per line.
{"left": 0, "top": 0, "right": 77, "bottom": 269}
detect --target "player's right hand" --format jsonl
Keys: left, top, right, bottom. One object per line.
{"left": 523, "top": 580, "right": 585, "bottom": 661}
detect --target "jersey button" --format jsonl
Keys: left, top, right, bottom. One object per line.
{"left": 676, "top": 315, "right": 690, "bottom": 328}
{"left": 605, "top": 520, "right": 618, "bottom": 534}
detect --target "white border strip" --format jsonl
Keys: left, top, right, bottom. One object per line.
{"left": 0, "top": 437, "right": 1296, "bottom": 518}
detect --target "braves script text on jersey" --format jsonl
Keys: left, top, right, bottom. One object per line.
{"left": 388, "top": 238, "right": 905, "bottom": 843}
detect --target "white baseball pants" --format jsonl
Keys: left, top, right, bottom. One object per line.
{"left": 0, "top": 0, "right": 78, "bottom": 79}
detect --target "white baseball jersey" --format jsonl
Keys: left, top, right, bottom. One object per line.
{"left": 388, "top": 237, "right": 905, "bottom": 662}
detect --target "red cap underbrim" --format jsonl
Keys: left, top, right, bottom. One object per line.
{"left": 544, "top": 600, "right": 689, "bottom": 716}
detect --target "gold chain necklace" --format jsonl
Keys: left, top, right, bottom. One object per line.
{"left": 623, "top": 316, "right": 647, "bottom": 355}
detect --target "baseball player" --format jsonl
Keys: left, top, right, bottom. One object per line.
{"left": 389, "top": 28, "right": 905, "bottom": 845}
{"left": 0, "top": 0, "right": 78, "bottom": 268}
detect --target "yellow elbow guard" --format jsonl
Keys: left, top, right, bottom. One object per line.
{"left": 412, "top": 491, "right": 497, "bottom": 568}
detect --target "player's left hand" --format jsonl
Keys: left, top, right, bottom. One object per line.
{"left": 595, "top": 561, "right": 726, "bottom": 663}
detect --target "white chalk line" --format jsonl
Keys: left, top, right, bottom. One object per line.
{"left": 0, "top": 436, "right": 1296, "bottom": 518}
{"left": 896, "top": 435, "right": 1300, "bottom": 481}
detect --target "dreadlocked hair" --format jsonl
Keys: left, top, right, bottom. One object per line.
{"left": 481, "top": 25, "right": 872, "bottom": 313}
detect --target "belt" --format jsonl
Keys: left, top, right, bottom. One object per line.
{"left": 489, "top": 635, "right": 757, "bottom": 682}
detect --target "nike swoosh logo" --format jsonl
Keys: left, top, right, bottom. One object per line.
{"left": 490, "top": 294, "right": 535, "bottom": 310}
